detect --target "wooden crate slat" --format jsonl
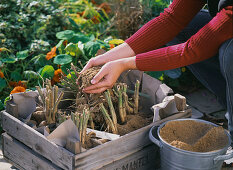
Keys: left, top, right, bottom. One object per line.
{"left": 101, "top": 144, "right": 159, "bottom": 170}
{"left": 1, "top": 111, "right": 74, "bottom": 170}
{"left": 74, "top": 110, "right": 191, "bottom": 169}
{"left": 2, "top": 133, "right": 61, "bottom": 170}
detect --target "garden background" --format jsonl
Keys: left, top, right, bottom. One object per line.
{"left": 0, "top": 0, "right": 201, "bottom": 132}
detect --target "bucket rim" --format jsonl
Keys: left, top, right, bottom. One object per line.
{"left": 156, "top": 118, "right": 231, "bottom": 155}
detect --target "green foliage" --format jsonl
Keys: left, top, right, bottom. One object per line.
{"left": 0, "top": 0, "right": 174, "bottom": 113}
{"left": 61, "top": 0, "right": 112, "bottom": 37}
{"left": 16, "top": 50, "right": 29, "bottom": 60}
{"left": 54, "top": 54, "right": 73, "bottom": 65}
{"left": 141, "top": 0, "right": 171, "bottom": 23}
{"left": 0, "top": 0, "right": 69, "bottom": 53}
{"left": 56, "top": 30, "right": 75, "bottom": 40}
{"left": 40, "top": 65, "right": 55, "bottom": 79}
{"left": 0, "top": 78, "right": 7, "bottom": 91}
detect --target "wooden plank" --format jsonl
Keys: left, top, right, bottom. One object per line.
{"left": 101, "top": 144, "right": 160, "bottom": 170}
{"left": 65, "top": 137, "right": 81, "bottom": 154}
{"left": 74, "top": 109, "right": 191, "bottom": 169}
{"left": 2, "top": 133, "right": 60, "bottom": 170}
{"left": 1, "top": 111, "right": 74, "bottom": 170}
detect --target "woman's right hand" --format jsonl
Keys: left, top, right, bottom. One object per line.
{"left": 80, "top": 42, "right": 136, "bottom": 73}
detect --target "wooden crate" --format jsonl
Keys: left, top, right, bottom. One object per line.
{"left": 1, "top": 99, "right": 191, "bottom": 170}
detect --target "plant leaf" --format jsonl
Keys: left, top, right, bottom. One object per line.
{"left": 40, "top": 65, "right": 55, "bottom": 79}
{"left": 65, "top": 43, "right": 82, "bottom": 57}
{"left": 33, "top": 54, "right": 51, "bottom": 66}
{"left": 10, "top": 71, "right": 22, "bottom": 81}
{"left": 84, "top": 41, "right": 101, "bottom": 58}
{"left": 24, "top": 71, "right": 39, "bottom": 80}
{"left": 56, "top": 30, "right": 75, "bottom": 40}
{"left": 69, "top": 33, "right": 92, "bottom": 44}
{"left": 2, "top": 54, "right": 17, "bottom": 63}
{"left": 0, "top": 78, "right": 6, "bottom": 91}
{"left": 53, "top": 54, "right": 72, "bottom": 65}
{"left": 16, "top": 50, "right": 29, "bottom": 60}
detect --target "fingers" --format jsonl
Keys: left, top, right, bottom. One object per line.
{"left": 80, "top": 58, "right": 95, "bottom": 74}
{"left": 83, "top": 87, "right": 108, "bottom": 94}
{"left": 83, "top": 79, "right": 112, "bottom": 92}
{"left": 91, "top": 67, "right": 106, "bottom": 85}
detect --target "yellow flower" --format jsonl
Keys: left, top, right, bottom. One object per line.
{"left": 159, "top": 75, "right": 164, "bottom": 81}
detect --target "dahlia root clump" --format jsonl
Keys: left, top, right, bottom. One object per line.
{"left": 58, "top": 64, "right": 142, "bottom": 147}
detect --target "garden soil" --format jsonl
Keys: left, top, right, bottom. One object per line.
{"left": 160, "top": 120, "right": 228, "bottom": 152}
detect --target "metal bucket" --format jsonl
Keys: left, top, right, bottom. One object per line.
{"left": 149, "top": 118, "right": 233, "bottom": 170}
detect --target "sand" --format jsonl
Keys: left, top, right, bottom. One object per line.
{"left": 160, "top": 120, "right": 228, "bottom": 152}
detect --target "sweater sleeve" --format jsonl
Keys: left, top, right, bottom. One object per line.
{"left": 135, "top": 6, "right": 233, "bottom": 71}
{"left": 125, "top": 0, "right": 206, "bottom": 54}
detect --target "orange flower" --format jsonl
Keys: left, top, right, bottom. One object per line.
{"left": 46, "top": 47, "right": 57, "bottom": 60}
{"left": 52, "top": 69, "right": 63, "bottom": 83}
{"left": 9, "top": 81, "right": 27, "bottom": 88}
{"left": 10, "top": 86, "right": 26, "bottom": 94}
{"left": 98, "top": 3, "right": 111, "bottom": 14}
{"left": 91, "top": 16, "right": 100, "bottom": 24}
{"left": 77, "top": 11, "right": 85, "bottom": 17}
{"left": 0, "top": 70, "right": 4, "bottom": 78}
{"left": 109, "top": 44, "right": 115, "bottom": 49}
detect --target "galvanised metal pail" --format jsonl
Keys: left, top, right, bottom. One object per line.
{"left": 149, "top": 118, "right": 233, "bottom": 170}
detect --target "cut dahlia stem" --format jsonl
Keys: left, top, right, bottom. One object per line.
{"left": 36, "top": 86, "right": 45, "bottom": 106}
{"left": 75, "top": 112, "right": 80, "bottom": 128}
{"left": 53, "top": 91, "right": 64, "bottom": 122}
{"left": 134, "top": 80, "right": 140, "bottom": 114}
{"left": 104, "top": 89, "right": 117, "bottom": 129}
{"left": 116, "top": 85, "right": 126, "bottom": 123}
{"left": 82, "top": 108, "right": 90, "bottom": 145}
{"left": 123, "top": 84, "right": 133, "bottom": 114}
{"left": 79, "top": 112, "right": 84, "bottom": 142}
{"left": 45, "top": 97, "right": 50, "bottom": 123}
{"left": 99, "top": 103, "right": 117, "bottom": 134}
{"left": 89, "top": 114, "right": 95, "bottom": 129}
{"left": 121, "top": 84, "right": 127, "bottom": 120}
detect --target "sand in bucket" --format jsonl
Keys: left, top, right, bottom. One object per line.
{"left": 160, "top": 120, "right": 228, "bottom": 152}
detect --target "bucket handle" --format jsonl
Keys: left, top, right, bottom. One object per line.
{"left": 149, "top": 126, "right": 162, "bottom": 148}
{"left": 214, "top": 150, "right": 233, "bottom": 164}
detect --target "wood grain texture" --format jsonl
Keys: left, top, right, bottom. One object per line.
{"left": 2, "top": 133, "right": 60, "bottom": 170}
{"left": 1, "top": 111, "right": 74, "bottom": 170}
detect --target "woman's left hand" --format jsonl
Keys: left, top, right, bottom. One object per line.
{"left": 83, "top": 56, "right": 137, "bottom": 93}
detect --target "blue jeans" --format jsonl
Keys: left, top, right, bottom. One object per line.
{"left": 167, "top": 9, "right": 233, "bottom": 137}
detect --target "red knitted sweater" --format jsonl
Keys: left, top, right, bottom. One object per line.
{"left": 125, "top": 0, "right": 233, "bottom": 71}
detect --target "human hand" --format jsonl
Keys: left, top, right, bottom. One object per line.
{"left": 83, "top": 57, "right": 137, "bottom": 93}
{"left": 81, "top": 43, "right": 135, "bottom": 74}
{"left": 80, "top": 54, "right": 106, "bottom": 74}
